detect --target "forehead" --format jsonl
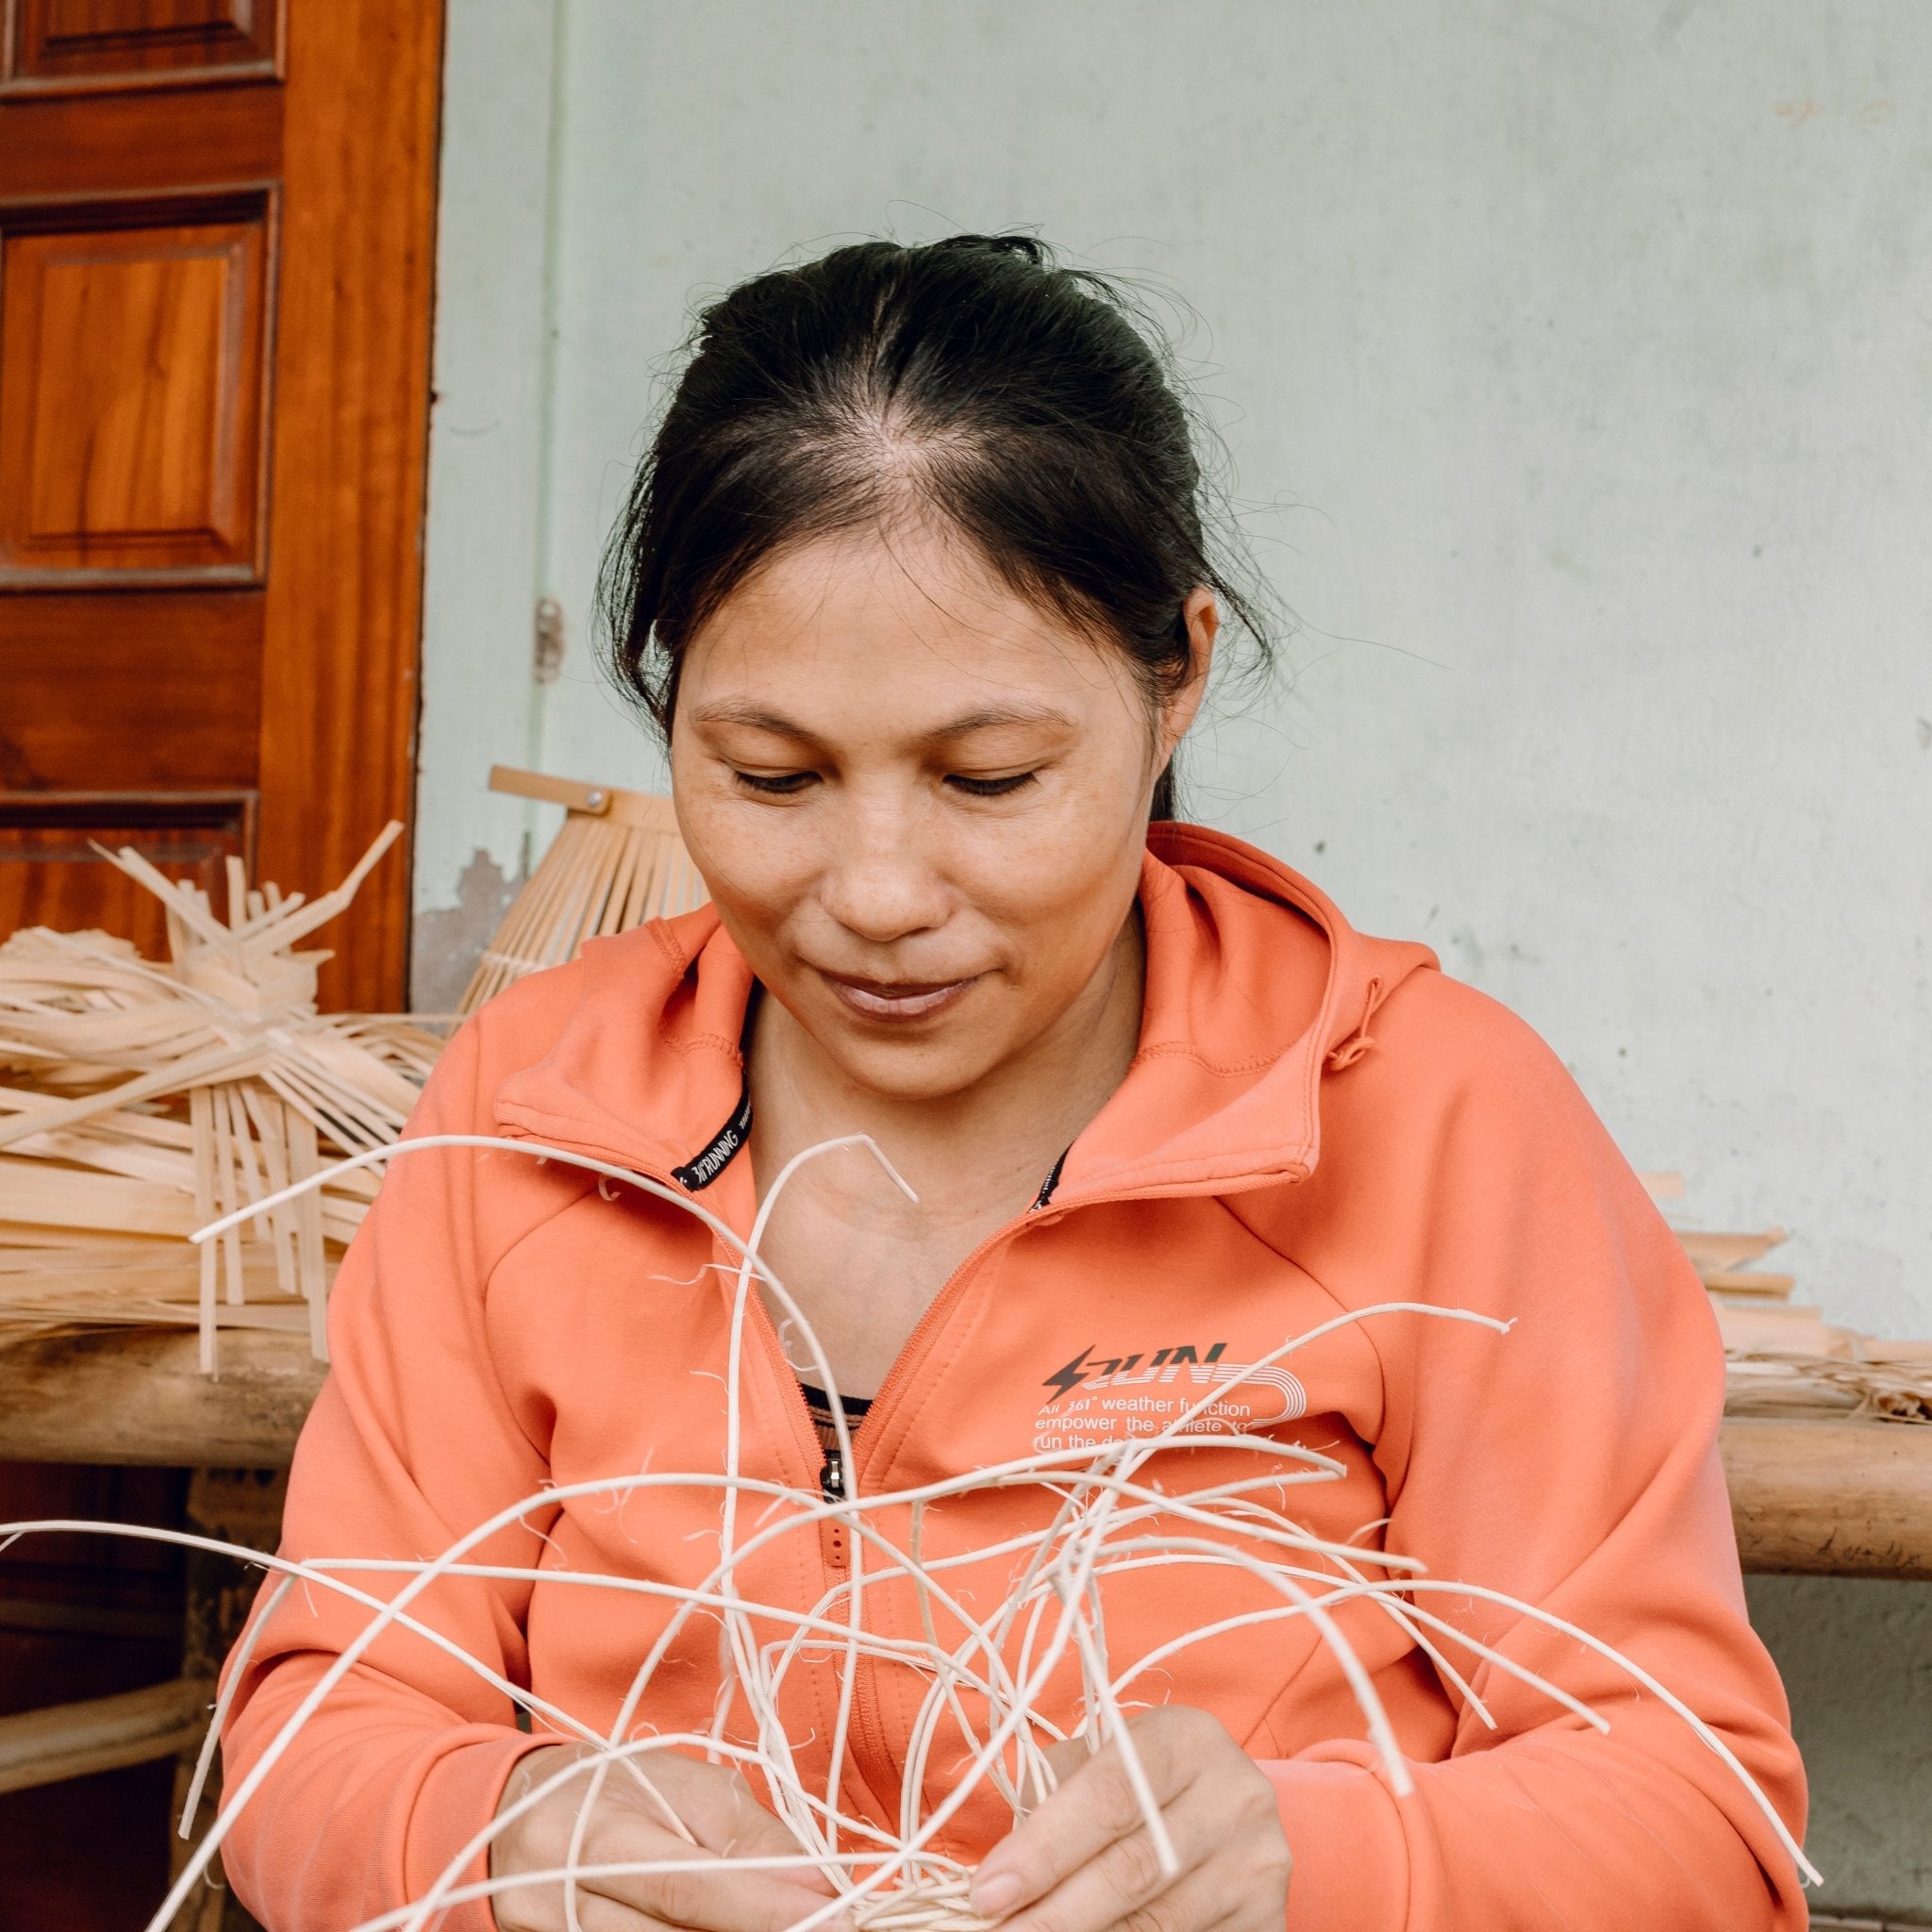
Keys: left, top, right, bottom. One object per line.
{"left": 679, "top": 525, "right": 1141, "bottom": 724}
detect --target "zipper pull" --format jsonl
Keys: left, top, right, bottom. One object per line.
{"left": 818, "top": 1449, "right": 851, "bottom": 1571}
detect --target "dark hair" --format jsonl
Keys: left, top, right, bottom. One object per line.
{"left": 598, "top": 233, "right": 1271, "bottom": 820}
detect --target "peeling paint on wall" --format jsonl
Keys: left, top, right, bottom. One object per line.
{"left": 409, "top": 848, "right": 523, "bottom": 1016}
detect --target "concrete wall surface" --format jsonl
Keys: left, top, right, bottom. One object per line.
{"left": 417, "top": 2, "right": 1932, "bottom": 1912}
{"left": 1749, "top": 1575, "right": 1932, "bottom": 1922}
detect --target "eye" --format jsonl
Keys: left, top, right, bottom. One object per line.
{"left": 945, "top": 772, "right": 1037, "bottom": 798}
{"left": 733, "top": 771, "right": 818, "bottom": 796}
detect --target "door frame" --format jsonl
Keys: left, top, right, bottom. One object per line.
{"left": 255, "top": 0, "right": 446, "bottom": 1011}
{"left": 0, "top": 0, "right": 446, "bottom": 1011}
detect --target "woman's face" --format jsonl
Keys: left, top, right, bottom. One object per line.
{"left": 671, "top": 522, "right": 1210, "bottom": 1103}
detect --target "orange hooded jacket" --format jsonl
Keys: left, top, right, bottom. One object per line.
{"left": 220, "top": 825, "right": 1807, "bottom": 1930}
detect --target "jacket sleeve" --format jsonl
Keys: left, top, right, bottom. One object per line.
{"left": 217, "top": 1014, "right": 564, "bottom": 1932}
{"left": 1263, "top": 982, "right": 1808, "bottom": 1931}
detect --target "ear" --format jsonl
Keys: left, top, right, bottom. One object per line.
{"left": 1156, "top": 589, "right": 1218, "bottom": 758}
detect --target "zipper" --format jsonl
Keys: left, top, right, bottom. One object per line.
{"left": 817, "top": 1447, "right": 851, "bottom": 1569}
{"left": 737, "top": 1158, "right": 1318, "bottom": 1816}
{"left": 738, "top": 1204, "right": 1048, "bottom": 1823}
{"left": 741, "top": 1191, "right": 1058, "bottom": 1500}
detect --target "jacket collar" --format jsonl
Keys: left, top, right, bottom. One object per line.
{"left": 490, "top": 824, "right": 1437, "bottom": 1205}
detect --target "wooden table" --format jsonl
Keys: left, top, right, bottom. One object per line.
{"left": 1, "top": 1328, "right": 1928, "bottom": 1580}
{"left": 0, "top": 1328, "right": 325, "bottom": 1470}
{"left": 1720, "top": 1416, "right": 1932, "bottom": 1580}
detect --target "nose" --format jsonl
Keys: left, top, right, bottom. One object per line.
{"left": 815, "top": 797, "right": 949, "bottom": 944}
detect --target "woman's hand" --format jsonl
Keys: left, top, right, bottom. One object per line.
{"left": 491, "top": 1742, "right": 843, "bottom": 1932}
{"left": 968, "top": 1708, "right": 1291, "bottom": 1932}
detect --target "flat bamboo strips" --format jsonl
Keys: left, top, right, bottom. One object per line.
{"left": 0, "top": 823, "right": 448, "bottom": 1372}
{"left": 1663, "top": 1217, "right": 1932, "bottom": 1424}
{"left": 460, "top": 765, "right": 710, "bottom": 1012}
{"left": 1724, "top": 1343, "right": 1932, "bottom": 1425}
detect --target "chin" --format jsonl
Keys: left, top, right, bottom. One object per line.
{"left": 821, "top": 1029, "right": 1003, "bottom": 1105}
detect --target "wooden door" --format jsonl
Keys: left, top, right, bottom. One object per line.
{"left": 0, "top": 0, "right": 441, "bottom": 1008}
{"left": 0, "top": 6, "right": 443, "bottom": 1924}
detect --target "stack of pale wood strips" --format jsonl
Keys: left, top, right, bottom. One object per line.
{"left": 0, "top": 823, "right": 444, "bottom": 1373}
{"left": 1681, "top": 1225, "right": 1932, "bottom": 1424}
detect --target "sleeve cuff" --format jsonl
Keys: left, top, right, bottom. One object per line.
{"left": 1261, "top": 1751, "right": 1411, "bottom": 1931}
{"left": 401, "top": 1726, "right": 573, "bottom": 1932}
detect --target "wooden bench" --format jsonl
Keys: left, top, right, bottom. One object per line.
{"left": 0, "top": 1325, "right": 1926, "bottom": 1576}
{"left": 0, "top": 1324, "right": 1925, "bottom": 1809}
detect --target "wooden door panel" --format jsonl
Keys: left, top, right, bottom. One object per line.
{"left": 0, "top": 205, "right": 269, "bottom": 583}
{"left": 0, "top": 10, "right": 432, "bottom": 1009}
{"left": 0, "top": 790, "right": 253, "bottom": 955}
{"left": 5, "top": 0, "right": 280, "bottom": 92}
{"left": 0, "top": 591, "right": 261, "bottom": 789}
{"left": 0, "top": 80, "right": 278, "bottom": 191}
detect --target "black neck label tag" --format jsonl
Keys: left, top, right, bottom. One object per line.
{"left": 1031, "top": 1145, "right": 1071, "bottom": 1211}
{"left": 673, "top": 1082, "right": 753, "bottom": 1191}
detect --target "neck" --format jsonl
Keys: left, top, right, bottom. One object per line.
{"left": 747, "top": 913, "right": 1145, "bottom": 1216}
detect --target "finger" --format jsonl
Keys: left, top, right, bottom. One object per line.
{"left": 993, "top": 1783, "right": 1265, "bottom": 1932}
{"left": 1022, "top": 1857, "right": 1257, "bottom": 1932}
{"left": 584, "top": 1821, "right": 847, "bottom": 1932}
{"left": 655, "top": 1765, "right": 835, "bottom": 1893}
{"left": 972, "top": 1735, "right": 1189, "bottom": 1920}
{"left": 491, "top": 1867, "right": 662, "bottom": 1932}
{"left": 1037, "top": 1735, "right": 1091, "bottom": 1791}
{"left": 992, "top": 1778, "right": 1221, "bottom": 1932}
{"left": 572, "top": 1893, "right": 674, "bottom": 1932}
{"left": 586, "top": 1858, "right": 841, "bottom": 1932}
{"left": 494, "top": 1839, "right": 826, "bottom": 1932}
{"left": 507, "top": 1886, "right": 709, "bottom": 1932}
{"left": 568, "top": 1891, "right": 833, "bottom": 1932}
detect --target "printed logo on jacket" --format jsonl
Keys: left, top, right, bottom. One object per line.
{"left": 1031, "top": 1340, "right": 1307, "bottom": 1453}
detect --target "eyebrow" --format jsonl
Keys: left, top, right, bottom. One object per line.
{"left": 688, "top": 699, "right": 1078, "bottom": 741}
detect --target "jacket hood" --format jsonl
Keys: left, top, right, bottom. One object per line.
{"left": 489, "top": 824, "right": 1439, "bottom": 1205}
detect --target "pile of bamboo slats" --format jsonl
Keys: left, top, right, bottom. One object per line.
{"left": 0, "top": 824, "right": 444, "bottom": 1373}
{"left": 1685, "top": 1226, "right": 1932, "bottom": 1424}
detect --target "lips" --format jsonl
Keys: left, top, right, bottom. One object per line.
{"left": 820, "top": 971, "right": 980, "bottom": 1022}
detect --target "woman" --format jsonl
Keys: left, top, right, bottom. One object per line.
{"left": 221, "top": 237, "right": 1807, "bottom": 1932}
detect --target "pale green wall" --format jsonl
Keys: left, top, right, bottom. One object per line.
{"left": 419, "top": 0, "right": 1932, "bottom": 1341}
{"left": 1748, "top": 1576, "right": 1932, "bottom": 1921}
{"left": 416, "top": 3, "right": 1932, "bottom": 1911}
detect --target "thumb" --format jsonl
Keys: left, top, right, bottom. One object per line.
{"left": 678, "top": 1766, "right": 836, "bottom": 1895}
{"left": 1032, "top": 1733, "right": 1096, "bottom": 1806}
